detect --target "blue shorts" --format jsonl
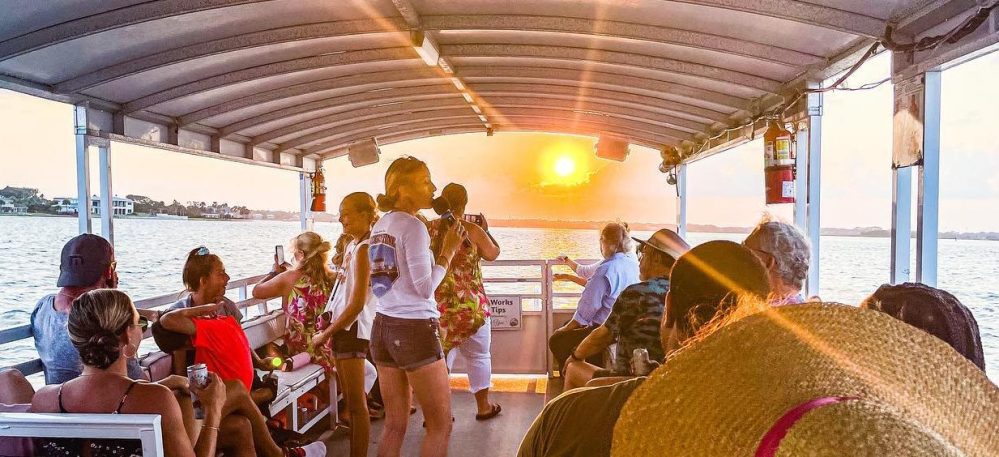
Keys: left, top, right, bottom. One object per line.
{"left": 370, "top": 313, "right": 444, "bottom": 371}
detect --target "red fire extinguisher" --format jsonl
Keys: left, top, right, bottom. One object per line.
{"left": 763, "top": 120, "right": 796, "bottom": 204}
{"left": 310, "top": 168, "right": 327, "bottom": 212}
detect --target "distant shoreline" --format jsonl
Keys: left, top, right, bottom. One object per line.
{"left": 3, "top": 213, "right": 997, "bottom": 241}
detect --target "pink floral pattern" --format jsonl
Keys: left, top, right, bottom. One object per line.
{"left": 285, "top": 279, "right": 335, "bottom": 373}
{"left": 429, "top": 220, "right": 491, "bottom": 353}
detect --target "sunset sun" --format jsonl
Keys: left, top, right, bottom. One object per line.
{"left": 539, "top": 140, "right": 592, "bottom": 187}
{"left": 554, "top": 157, "right": 575, "bottom": 177}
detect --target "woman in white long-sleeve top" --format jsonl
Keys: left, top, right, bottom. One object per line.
{"left": 367, "top": 156, "right": 464, "bottom": 457}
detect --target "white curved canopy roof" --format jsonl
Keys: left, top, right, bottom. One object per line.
{"left": 1, "top": 0, "right": 994, "bottom": 170}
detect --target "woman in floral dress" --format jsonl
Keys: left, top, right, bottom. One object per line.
{"left": 253, "top": 231, "right": 336, "bottom": 386}
{"left": 427, "top": 183, "right": 503, "bottom": 420}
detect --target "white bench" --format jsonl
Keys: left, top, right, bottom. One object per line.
{"left": 242, "top": 311, "right": 338, "bottom": 434}
{"left": 0, "top": 412, "right": 163, "bottom": 457}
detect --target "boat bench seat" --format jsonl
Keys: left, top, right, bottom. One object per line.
{"left": 0, "top": 412, "right": 164, "bottom": 457}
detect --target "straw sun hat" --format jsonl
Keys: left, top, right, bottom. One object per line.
{"left": 612, "top": 304, "right": 999, "bottom": 456}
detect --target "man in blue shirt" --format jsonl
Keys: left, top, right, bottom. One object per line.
{"left": 562, "top": 229, "right": 690, "bottom": 390}
{"left": 548, "top": 223, "right": 640, "bottom": 371}
{"left": 30, "top": 234, "right": 152, "bottom": 384}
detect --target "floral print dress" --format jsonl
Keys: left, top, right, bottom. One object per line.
{"left": 285, "top": 278, "right": 335, "bottom": 373}
{"left": 429, "top": 219, "right": 491, "bottom": 353}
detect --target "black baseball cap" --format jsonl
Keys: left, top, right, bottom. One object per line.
{"left": 57, "top": 234, "right": 114, "bottom": 287}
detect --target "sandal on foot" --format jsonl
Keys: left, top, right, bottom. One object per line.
{"left": 475, "top": 404, "right": 502, "bottom": 421}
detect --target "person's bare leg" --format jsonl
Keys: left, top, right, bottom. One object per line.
{"left": 563, "top": 361, "right": 600, "bottom": 391}
{"left": 338, "top": 358, "right": 371, "bottom": 457}
{"left": 218, "top": 414, "right": 256, "bottom": 457}
{"left": 408, "top": 359, "right": 452, "bottom": 457}
{"left": 473, "top": 389, "right": 495, "bottom": 415}
{"left": 222, "top": 380, "right": 284, "bottom": 457}
{"left": 0, "top": 369, "right": 33, "bottom": 404}
{"left": 375, "top": 365, "right": 411, "bottom": 457}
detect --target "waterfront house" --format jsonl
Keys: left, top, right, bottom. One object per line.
{"left": 53, "top": 195, "right": 134, "bottom": 216}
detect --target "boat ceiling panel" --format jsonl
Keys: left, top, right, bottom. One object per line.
{"left": 0, "top": 0, "right": 147, "bottom": 43}
{"left": 0, "top": 1, "right": 385, "bottom": 84}
{"left": 0, "top": 0, "right": 985, "bottom": 168}
{"left": 116, "top": 57, "right": 424, "bottom": 116}
{"left": 77, "top": 33, "right": 406, "bottom": 103}
{"left": 445, "top": 49, "right": 778, "bottom": 95}
{"left": 414, "top": 0, "right": 866, "bottom": 54}
{"left": 435, "top": 30, "right": 801, "bottom": 81}
{"left": 235, "top": 92, "right": 465, "bottom": 138}
{"left": 188, "top": 72, "right": 451, "bottom": 127}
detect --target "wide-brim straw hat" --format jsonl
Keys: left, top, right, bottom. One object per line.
{"left": 612, "top": 304, "right": 999, "bottom": 456}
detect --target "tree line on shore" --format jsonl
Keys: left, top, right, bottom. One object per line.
{"left": 1, "top": 186, "right": 250, "bottom": 218}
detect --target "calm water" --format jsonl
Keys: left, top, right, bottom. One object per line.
{"left": 2, "top": 215, "right": 997, "bottom": 382}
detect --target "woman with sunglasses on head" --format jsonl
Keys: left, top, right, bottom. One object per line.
{"left": 367, "top": 157, "right": 464, "bottom": 457}
{"left": 30, "top": 289, "right": 229, "bottom": 457}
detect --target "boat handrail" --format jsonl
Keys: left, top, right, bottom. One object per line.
{"left": 2, "top": 259, "right": 593, "bottom": 377}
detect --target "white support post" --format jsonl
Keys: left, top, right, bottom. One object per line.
{"left": 916, "top": 71, "right": 941, "bottom": 287}
{"left": 675, "top": 164, "right": 687, "bottom": 239}
{"left": 804, "top": 88, "right": 823, "bottom": 298}
{"left": 98, "top": 144, "right": 114, "bottom": 246}
{"left": 793, "top": 124, "right": 809, "bottom": 230}
{"left": 890, "top": 167, "right": 912, "bottom": 283}
{"left": 299, "top": 172, "right": 313, "bottom": 231}
{"left": 74, "top": 104, "right": 92, "bottom": 234}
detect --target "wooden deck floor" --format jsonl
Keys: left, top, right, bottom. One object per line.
{"left": 322, "top": 375, "right": 556, "bottom": 456}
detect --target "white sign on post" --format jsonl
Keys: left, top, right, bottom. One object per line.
{"left": 489, "top": 296, "right": 522, "bottom": 330}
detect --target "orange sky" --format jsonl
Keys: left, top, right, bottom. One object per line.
{"left": 2, "top": 52, "right": 998, "bottom": 230}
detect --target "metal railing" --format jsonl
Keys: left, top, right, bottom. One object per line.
{"left": 2, "top": 259, "right": 593, "bottom": 377}
{"left": 0, "top": 274, "right": 283, "bottom": 377}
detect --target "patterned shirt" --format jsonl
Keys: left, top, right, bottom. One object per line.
{"left": 602, "top": 277, "right": 669, "bottom": 374}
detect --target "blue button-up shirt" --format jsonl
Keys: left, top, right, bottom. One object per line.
{"left": 572, "top": 253, "right": 640, "bottom": 326}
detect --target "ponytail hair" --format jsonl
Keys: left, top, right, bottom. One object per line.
{"left": 377, "top": 156, "right": 428, "bottom": 212}
{"left": 182, "top": 247, "right": 221, "bottom": 292}
{"left": 291, "top": 231, "right": 335, "bottom": 291}
{"left": 68, "top": 289, "right": 135, "bottom": 370}
{"left": 601, "top": 221, "right": 633, "bottom": 255}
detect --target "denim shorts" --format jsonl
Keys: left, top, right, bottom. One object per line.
{"left": 332, "top": 323, "right": 370, "bottom": 360}
{"left": 370, "top": 313, "right": 444, "bottom": 371}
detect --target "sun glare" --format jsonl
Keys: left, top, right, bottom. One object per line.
{"left": 554, "top": 157, "right": 575, "bottom": 177}
{"left": 539, "top": 140, "right": 592, "bottom": 187}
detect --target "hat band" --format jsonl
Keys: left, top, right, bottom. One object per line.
{"left": 754, "top": 396, "right": 856, "bottom": 457}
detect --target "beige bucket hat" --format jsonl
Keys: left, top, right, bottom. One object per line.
{"left": 612, "top": 304, "right": 999, "bottom": 456}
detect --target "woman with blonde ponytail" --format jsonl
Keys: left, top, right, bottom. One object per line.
{"left": 367, "top": 156, "right": 464, "bottom": 457}
{"left": 253, "top": 231, "right": 337, "bottom": 378}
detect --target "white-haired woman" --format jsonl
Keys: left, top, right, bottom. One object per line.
{"left": 548, "top": 222, "right": 640, "bottom": 371}
{"left": 742, "top": 215, "right": 810, "bottom": 305}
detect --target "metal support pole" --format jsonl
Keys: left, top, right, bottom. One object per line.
{"left": 793, "top": 124, "right": 809, "bottom": 230}
{"left": 74, "top": 104, "right": 92, "bottom": 234}
{"left": 98, "top": 144, "right": 114, "bottom": 246}
{"left": 675, "top": 164, "right": 687, "bottom": 239}
{"left": 916, "top": 71, "right": 941, "bottom": 286}
{"left": 890, "top": 166, "right": 912, "bottom": 283}
{"left": 805, "top": 89, "right": 823, "bottom": 297}
{"left": 299, "top": 172, "right": 313, "bottom": 231}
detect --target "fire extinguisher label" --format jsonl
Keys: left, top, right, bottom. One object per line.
{"left": 765, "top": 142, "right": 775, "bottom": 161}
{"left": 782, "top": 181, "right": 795, "bottom": 198}
{"left": 775, "top": 139, "right": 791, "bottom": 160}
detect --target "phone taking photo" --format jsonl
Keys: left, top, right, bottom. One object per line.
{"left": 462, "top": 213, "right": 484, "bottom": 227}
{"left": 275, "top": 245, "right": 285, "bottom": 264}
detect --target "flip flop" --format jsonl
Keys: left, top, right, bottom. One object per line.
{"left": 475, "top": 404, "right": 502, "bottom": 421}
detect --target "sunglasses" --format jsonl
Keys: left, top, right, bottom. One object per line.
{"left": 131, "top": 316, "right": 150, "bottom": 332}
{"left": 195, "top": 246, "right": 210, "bottom": 256}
